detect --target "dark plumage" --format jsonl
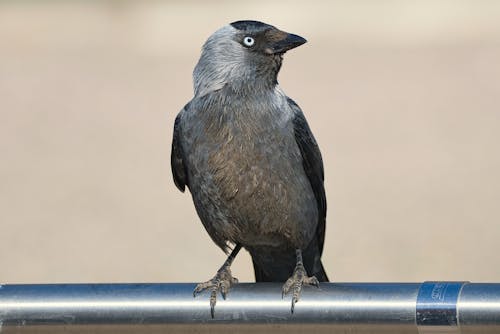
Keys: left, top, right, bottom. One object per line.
{"left": 171, "top": 20, "right": 328, "bottom": 316}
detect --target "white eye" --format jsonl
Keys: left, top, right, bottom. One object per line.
{"left": 243, "top": 36, "right": 255, "bottom": 47}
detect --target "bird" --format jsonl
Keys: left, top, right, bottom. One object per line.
{"left": 171, "top": 20, "right": 328, "bottom": 317}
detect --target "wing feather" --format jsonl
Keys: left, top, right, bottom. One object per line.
{"left": 171, "top": 107, "right": 189, "bottom": 192}
{"left": 288, "top": 98, "right": 327, "bottom": 256}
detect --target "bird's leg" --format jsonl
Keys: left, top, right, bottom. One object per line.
{"left": 281, "top": 248, "right": 320, "bottom": 313}
{"left": 193, "top": 243, "right": 242, "bottom": 318}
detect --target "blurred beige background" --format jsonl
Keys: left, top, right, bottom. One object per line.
{"left": 1, "top": 0, "right": 499, "bottom": 284}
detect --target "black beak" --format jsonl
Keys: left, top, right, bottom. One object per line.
{"left": 268, "top": 33, "right": 307, "bottom": 54}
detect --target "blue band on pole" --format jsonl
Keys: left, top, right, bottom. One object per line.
{"left": 416, "top": 281, "right": 468, "bottom": 333}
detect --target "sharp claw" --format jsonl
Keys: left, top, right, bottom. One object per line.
{"left": 193, "top": 285, "right": 202, "bottom": 297}
{"left": 221, "top": 280, "right": 230, "bottom": 300}
{"left": 282, "top": 263, "right": 321, "bottom": 314}
{"left": 193, "top": 267, "right": 238, "bottom": 319}
{"left": 310, "top": 276, "right": 320, "bottom": 288}
{"left": 210, "top": 289, "right": 217, "bottom": 318}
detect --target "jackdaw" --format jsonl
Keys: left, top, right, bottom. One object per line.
{"left": 171, "top": 20, "right": 328, "bottom": 316}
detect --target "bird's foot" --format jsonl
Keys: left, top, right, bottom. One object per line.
{"left": 281, "top": 263, "right": 319, "bottom": 313}
{"left": 193, "top": 266, "right": 239, "bottom": 318}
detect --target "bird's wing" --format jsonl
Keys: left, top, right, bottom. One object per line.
{"left": 288, "top": 98, "right": 327, "bottom": 256}
{"left": 171, "top": 106, "right": 189, "bottom": 192}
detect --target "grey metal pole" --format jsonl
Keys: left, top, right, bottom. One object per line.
{"left": 1, "top": 282, "right": 499, "bottom": 333}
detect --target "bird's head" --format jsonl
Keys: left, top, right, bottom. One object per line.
{"left": 193, "top": 20, "right": 307, "bottom": 97}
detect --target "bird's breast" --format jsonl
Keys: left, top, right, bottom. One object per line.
{"left": 184, "top": 99, "right": 318, "bottom": 248}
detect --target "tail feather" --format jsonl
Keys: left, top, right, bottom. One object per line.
{"left": 313, "top": 260, "right": 329, "bottom": 282}
{"left": 253, "top": 258, "right": 329, "bottom": 282}
{"left": 253, "top": 259, "right": 275, "bottom": 282}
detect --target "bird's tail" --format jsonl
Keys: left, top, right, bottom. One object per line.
{"left": 314, "top": 260, "right": 329, "bottom": 282}
{"left": 253, "top": 258, "right": 329, "bottom": 282}
{"left": 253, "top": 259, "right": 274, "bottom": 282}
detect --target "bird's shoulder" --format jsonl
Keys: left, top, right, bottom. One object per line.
{"left": 174, "top": 100, "right": 193, "bottom": 122}
{"left": 286, "top": 97, "right": 323, "bottom": 169}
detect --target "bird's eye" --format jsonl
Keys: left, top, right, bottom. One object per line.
{"left": 243, "top": 36, "right": 255, "bottom": 47}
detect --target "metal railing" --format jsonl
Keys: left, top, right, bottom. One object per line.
{"left": 1, "top": 281, "right": 499, "bottom": 333}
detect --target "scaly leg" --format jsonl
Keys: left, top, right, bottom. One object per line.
{"left": 193, "top": 244, "right": 242, "bottom": 318}
{"left": 282, "top": 249, "right": 320, "bottom": 313}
